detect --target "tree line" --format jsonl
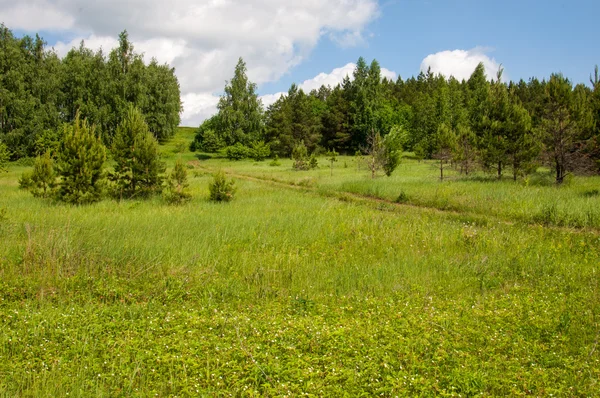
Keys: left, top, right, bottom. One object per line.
{"left": 0, "top": 25, "right": 182, "bottom": 159}
{"left": 193, "top": 58, "right": 600, "bottom": 183}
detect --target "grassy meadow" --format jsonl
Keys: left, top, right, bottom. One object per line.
{"left": 1, "top": 127, "right": 600, "bottom": 396}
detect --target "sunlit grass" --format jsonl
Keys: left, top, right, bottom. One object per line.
{"left": 1, "top": 129, "right": 600, "bottom": 395}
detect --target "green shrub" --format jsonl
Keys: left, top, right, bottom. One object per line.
{"left": 395, "top": 191, "right": 409, "bottom": 203}
{"left": 25, "top": 152, "right": 57, "bottom": 198}
{"left": 164, "top": 159, "right": 192, "bottom": 204}
{"left": 292, "top": 142, "right": 318, "bottom": 170}
{"left": 224, "top": 143, "right": 250, "bottom": 160}
{"left": 209, "top": 171, "right": 236, "bottom": 202}
{"left": 249, "top": 141, "right": 271, "bottom": 161}
{"left": 269, "top": 155, "right": 281, "bottom": 167}
{"left": 0, "top": 141, "right": 9, "bottom": 172}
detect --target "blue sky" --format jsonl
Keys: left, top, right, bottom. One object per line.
{"left": 2, "top": 0, "right": 598, "bottom": 125}
{"left": 264, "top": 0, "right": 599, "bottom": 94}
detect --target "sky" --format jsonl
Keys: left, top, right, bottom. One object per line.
{"left": 2, "top": 0, "right": 599, "bottom": 126}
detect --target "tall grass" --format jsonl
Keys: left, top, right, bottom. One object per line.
{"left": 1, "top": 131, "right": 600, "bottom": 395}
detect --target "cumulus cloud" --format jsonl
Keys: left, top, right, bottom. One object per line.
{"left": 420, "top": 47, "right": 504, "bottom": 82}
{"left": 0, "top": 1, "right": 74, "bottom": 31}
{"left": 1, "top": 0, "right": 380, "bottom": 125}
{"left": 260, "top": 62, "right": 397, "bottom": 109}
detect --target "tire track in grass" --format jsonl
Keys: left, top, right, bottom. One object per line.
{"left": 192, "top": 162, "right": 600, "bottom": 236}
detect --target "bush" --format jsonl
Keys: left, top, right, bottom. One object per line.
{"left": 164, "top": 159, "right": 192, "bottom": 204}
{"left": 224, "top": 143, "right": 250, "bottom": 160}
{"left": 208, "top": 171, "right": 236, "bottom": 202}
{"left": 24, "top": 152, "right": 57, "bottom": 198}
{"left": 250, "top": 141, "right": 271, "bottom": 161}
{"left": 0, "top": 142, "right": 9, "bottom": 172}
{"left": 269, "top": 155, "right": 281, "bottom": 167}
{"left": 292, "top": 142, "right": 317, "bottom": 170}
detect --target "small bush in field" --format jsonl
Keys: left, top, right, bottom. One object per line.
{"left": 23, "top": 152, "right": 57, "bottom": 198}
{"left": 250, "top": 141, "right": 271, "bottom": 161}
{"left": 164, "top": 159, "right": 192, "bottom": 204}
{"left": 224, "top": 143, "right": 250, "bottom": 160}
{"left": 269, "top": 155, "right": 281, "bottom": 167}
{"left": 209, "top": 171, "right": 236, "bottom": 202}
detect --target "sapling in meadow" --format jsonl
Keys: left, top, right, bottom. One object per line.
{"left": 165, "top": 159, "right": 191, "bottom": 204}
{"left": 56, "top": 115, "right": 106, "bottom": 204}
{"left": 21, "top": 152, "right": 57, "bottom": 198}
{"left": 209, "top": 171, "right": 236, "bottom": 202}
{"left": 326, "top": 149, "right": 338, "bottom": 176}
{"left": 292, "top": 142, "right": 309, "bottom": 170}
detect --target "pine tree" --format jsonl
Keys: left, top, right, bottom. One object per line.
{"left": 454, "top": 124, "right": 477, "bottom": 175}
{"left": 56, "top": 115, "right": 106, "bottom": 204}
{"left": 479, "top": 69, "right": 508, "bottom": 178}
{"left": 505, "top": 93, "right": 539, "bottom": 180}
{"left": 433, "top": 123, "right": 457, "bottom": 181}
{"left": 111, "top": 105, "right": 165, "bottom": 198}
{"left": 165, "top": 158, "right": 191, "bottom": 204}
{"left": 541, "top": 74, "right": 583, "bottom": 184}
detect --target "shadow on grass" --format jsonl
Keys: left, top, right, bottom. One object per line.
{"left": 195, "top": 153, "right": 213, "bottom": 161}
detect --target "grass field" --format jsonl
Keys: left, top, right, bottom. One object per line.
{"left": 1, "top": 127, "right": 600, "bottom": 396}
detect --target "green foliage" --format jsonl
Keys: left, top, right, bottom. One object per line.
{"left": 223, "top": 143, "right": 251, "bottom": 160}
{"left": 326, "top": 149, "right": 338, "bottom": 176}
{"left": 164, "top": 159, "right": 191, "bottom": 204}
{"left": 56, "top": 115, "right": 106, "bottom": 204}
{"left": 34, "top": 129, "right": 63, "bottom": 157}
{"left": 24, "top": 152, "right": 57, "bottom": 198}
{"left": 111, "top": 105, "right": 165, "bottom": 199}
{"left": 433, "top": 123, "right": 457, "bottom": 181}
{"left": 191, "top": 117, "right": 224, "bottom": 153}
{"left": 292, "top": 142, "right": 314, "bottom": 170}
{"left": 0, "top": 26, "right": 181, "bottom": 158}
{"left": 454, "top": 124, "right": 478, "bottom": 175}
{"left": 208, "top": 170, "right": 236, "bottom": 202}
{"left": 541, "top": 74, "right": 590, "bottom": 184}
{"left": 249, "top": 141, "right": 271, "bottom": 161}
{"left": 269, "top": 155, "right": 281, "bottom": 167}
{"left": 0, "top": 141, "right": 9, "bottom": 172}
{"left": 265, "top": 84, "right": 322, "bottom": 156}
{"left": 309, "top": 154, "right": 319, "bottom": 169}
{"left": 362, "top": 129, "right": 386, "bottom": 178}
{"left": 382, "top": 125, "right": 408, "bottom": 176}
{"left": 215, "top": 58, "right": 263, "bottom": 146}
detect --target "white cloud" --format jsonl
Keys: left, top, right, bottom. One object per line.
{"left": 53, "top": 35, "right": 119, "bottom": 58}
{"left": 2, "top": 0, "right": 380, "bottom": 126}
{"left": 259, "top": 93, "right": 286, "bottom": 109}
{"left": 420, "top": 47, "right": 504, "bottom": 82}
{"left": 260, "top": 62, "right": 397, "bottom": 109}
{"left": 180, "top": 93, "right": 220, "bottom": 128}
{"left": 0, "top": 1, "right": 74, "bottom": 31}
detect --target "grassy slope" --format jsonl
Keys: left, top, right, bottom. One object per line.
{"left": 0, "top": 128, "right": 599, "bottom": 395}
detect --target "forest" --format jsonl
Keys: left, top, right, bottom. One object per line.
{"left": 194, "top": 57, "right": 600, "bottom": 184}
{"left": 0, "top": 25, "right": 182, "bottom": 159}
{"left": 2, "top": 26, "right": 600, "bottom": 396}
